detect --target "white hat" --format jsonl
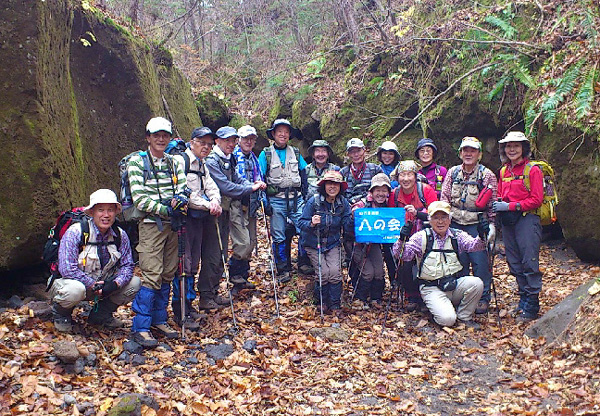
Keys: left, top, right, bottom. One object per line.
{"left": 84, "top": 189, "right": 122, "bottom": 216}
{"left": 146, "top": 117, "right": 172, "bottom": 135}
{"left": 346, "top": 138, "right": 365, "bottom": 151}
{"left": 238, "top": 125, "right": 258, "bottom": 138}
{"left": 458, "top": 136, "right": 482, "bottom": 151}
{"left": 499, "top": 131, "right": 529, "bottom": 143}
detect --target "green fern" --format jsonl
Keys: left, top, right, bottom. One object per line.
{"left": 511, "top": 59, "right": 535, "bottom": 88}
{"left": 541, "top": 62, "right": 583, "bottom": 129}
{"left": 575, "top": 66, "right": 596, "bottom": 119}
{"left": 525, "top": 102, "right": 540, "bottom": 137}
{"left": 484, "top": 15, "right": 517, "bottom": 39}
{"left": 488, "top": 76, "right": 507, "bottom": 101}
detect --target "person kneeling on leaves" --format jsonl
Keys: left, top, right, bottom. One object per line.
{"left": 299, "top": 171, "right": 352, "bottom": 314}
{"left": 394, "top": 201, "right": 486, "bottom": 329}
{"left": 51, "top": 189, "right": 140, "bottom": 333}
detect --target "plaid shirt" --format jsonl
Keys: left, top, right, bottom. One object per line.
{"left": 394, "top": 227, "right": 485, "bottom": 262}
{"left": 57, "top": 222, "right": 134, "bottom": 289}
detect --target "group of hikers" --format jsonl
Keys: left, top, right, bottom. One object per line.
{"left": 48, "top": 116, "right": 545, "bottom": 348}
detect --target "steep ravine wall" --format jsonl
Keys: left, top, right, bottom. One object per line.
{"left": 0, "top": 0, "right": 201, "bottom": 272}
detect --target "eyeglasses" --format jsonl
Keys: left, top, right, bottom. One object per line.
{"left": 191, "top": 140, "right": 213, "bottom": 148}
{"left": 419, "top": 148, "right": 433, "bottom": 154}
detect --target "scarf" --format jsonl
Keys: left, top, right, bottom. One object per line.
{"left": 233, "top": 145, "right": 263, "bottom": 181}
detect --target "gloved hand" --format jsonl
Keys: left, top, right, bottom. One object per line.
{"left": 492, "top": 201, "right": 510, "bottom": 212}
{"left": 487, "top": 223, "right": 496, "bottom": 245}
{"left": 100, "top": 281, "right": 118, "bottom": 298}
{"left": 400, "top": 223, "right": 412, "bottom": 241}
{"left": 172, "top": 193, "right": 189, "bottom": 214}
{"left": 477, "top": 216, "right": 490, "bottom": 239}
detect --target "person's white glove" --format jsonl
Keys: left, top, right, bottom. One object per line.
{"left": 487, "top": 223, "right": 496, "bottom": 245}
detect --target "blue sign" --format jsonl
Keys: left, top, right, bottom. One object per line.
{"left": 354, "top": 208, "right": 406, "bottom": 243}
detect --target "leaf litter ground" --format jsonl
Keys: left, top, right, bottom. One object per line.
{"left": 1, "top": 221, "right": 600, "bottom": 415}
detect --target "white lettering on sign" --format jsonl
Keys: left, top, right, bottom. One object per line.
{"left": 388, "top": 218, "right": 402, "bottom": 231}
{"left": 358, "top": 219, "right": 372, "bottom": 231}
{"left": 374, "top": 219, "right": 386, "bottom": 230}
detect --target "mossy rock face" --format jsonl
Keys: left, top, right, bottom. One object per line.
{"left": 0, "top": 0, "right": 200, "bottom": 272}
{"left": 195, "top": 91, "right": 230, "bottom": 131}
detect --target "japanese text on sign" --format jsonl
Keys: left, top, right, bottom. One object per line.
{"left": 354, "top": 208, "right": 406, "bottom": 243}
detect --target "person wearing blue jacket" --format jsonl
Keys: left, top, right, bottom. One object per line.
{"left": 299, "top": 170, "right": 352, "bottom": 313}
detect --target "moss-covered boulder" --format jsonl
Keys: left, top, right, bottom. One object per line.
{"left": 0, "top": 0, "right": 200, "bottom": 272}
{"left": 195, "top": 90, "right": 230, "bottom": 131}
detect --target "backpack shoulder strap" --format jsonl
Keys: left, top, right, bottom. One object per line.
{"left": 112, "top": 224, "right": 122, "bottom": 250}
{"left": 418, "top": 228, "right": 435, "bottom": 277}
{"left": 416, "top": 181, "right": 426, "bottom": 206}
{"left": 394, "top": 188, "right": 401, "bottom": 207}
{"left": 139, "top": 151, "right": 152, "bottom": 182}
{"left": 182, "top": 152, "right": 191, "bottom": 175}
{"left": 448, "top": 228, "right": 460, "bottom": 254}
{"left": 450, "top": 166, "right": 459, "bottom": 183}
{"left": 79, "top": 219, "right": 90, "bottom": 248}
{"left": 477, "top": 164, "right": 486, "bottom": 191}
{"left": 522, "top": 162, "right": 532, "bottom": 191}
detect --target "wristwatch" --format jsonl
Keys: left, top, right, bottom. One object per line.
{"left": 515, "top": 202, "right": 522, "bottom": 211}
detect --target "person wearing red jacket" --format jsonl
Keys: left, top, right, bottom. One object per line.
{"left": 389, "top": 160, "right": 438, "bottom": 311}
{"left": 493, "top": 131, "right": 544, "bottom": 323}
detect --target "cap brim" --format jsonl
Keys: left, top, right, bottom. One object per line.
{"left": 84, "top": 202, "right": 122, "bottom": 217}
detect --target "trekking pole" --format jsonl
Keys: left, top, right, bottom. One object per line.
{"left": 382, "top": 241, "right": 406, "bottom": 335}
{"left": 260, "top": 199, "right": 280, "bottom": 318}
{"left": 316, "top": 227, "right": 324, "bottom": 323}
{"left": 479, "top": 212, "right": 502, "bottom": 332}
{"left": 215, "top": 221, "right": 238, "bottom": 330}
{"left": 176, "top": 224, "right": 187, "bottom": 340}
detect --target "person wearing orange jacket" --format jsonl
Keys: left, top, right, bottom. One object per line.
{"left": 388, "top": 160, "right": 438, "bottom": 311}
{"left": 493, "top": 131, "right": 544, "bottom": 323}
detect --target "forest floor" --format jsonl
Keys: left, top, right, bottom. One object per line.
{"left": 2, "top": 219, "right": 600, "bottom": 416}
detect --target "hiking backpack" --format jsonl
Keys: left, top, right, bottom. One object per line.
{"left": 500, "top": 160, "right": 559, "bottom": 226}
{"left": 417, "top": 227, "right": 460, "bottom": 278}
{"left": 42, "top": 208, "right": 121, "bottom": 289}
{"left": 450, "top": 164, "right": 486, "bottom": 192}
{"left": 393, "top": 181, "right": 427, "bottom": 207}
{"left": 118, "top": 151, "right": 153, "bottom": 222}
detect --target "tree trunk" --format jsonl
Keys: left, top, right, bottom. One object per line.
{"left": 335, "top": 0, "right": 360, "bottom": 53}
{"left": 128, "top": 0, "right": 142, "bottom": 25}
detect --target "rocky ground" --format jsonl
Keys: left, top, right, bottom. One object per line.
{"left": 1, "top": 221, "right": 600, "bottom": 415}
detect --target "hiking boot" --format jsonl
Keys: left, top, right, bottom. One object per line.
{"left": 198, "top": 298, "right": 225, "bottom": 310}
{"left": 132, "top": 331, "right": 158, "bottom": 349}
{"left": 51, "top": 303, "right": 73, "bottom": 333}
{"left": 188, "top": 306, "right": 206, "bottom": 320}
{"left": 230, "top": 275, "right": 247, "bottom": 284}
{"left": 458, "top": 319, "right": 481, "bottom": 330}
{"left": 277, "top": 272, "right": 291, "bottom": 284}
{"left": 475, "top": 300, "right": 489, "bottom": 315}
{"left": 213, "top": 295, "right": 231, "bottom": 306}
{"left": 298, "top": 263, "right": 315, "bottom": 275}
{"left": 88, "top": 300, "right": 123, "bottom": 328}
{"left": 515, "top": 311, "right": 538, "bottom": 324}
{"left": 151, "top": 323, "right": 179, "bottom": 339}
{"left": 351, "top": 299, "right": 370, "bottom": 310}
{"left": 405, "top": 301, "right": 419, "bottom": 312}
{"left": 173, "top": 315, "right": 201, "bottom": 331}
{"left": 240, "top": 280, "right": 256, "bottom": 290}
{"left": 89, "top": 315, "right": 124, "bottom": 329}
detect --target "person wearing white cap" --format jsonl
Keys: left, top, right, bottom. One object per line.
{"left": 493, "top": 131, "right": 544, "bottom": 323}
{"left": 128, "top": 116, "right": 189, "bottom": 348}
{"left": 233, "top": 125, "right": 265, "bottom": 269}
{"left": 376, "top": 141, "right": 401, "bottom": 187}
{"left": 394, "top": 201, "right": 486, "bottom": 329}
{"left": 258, "top": 119, "right": 308, "bottom": 282}
{"left": 51, "top": 189, "right": 140, "bottom": 333}
{"left": 440, "top": 136, "right": 497, "bottom": 315}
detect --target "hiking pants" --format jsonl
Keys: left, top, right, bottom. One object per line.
{"left": 451, "top": 222, "right": 492, "bottom": 303}
{"left": 248, "top": 216, "right": 258, "bottom": 257}
{"left": 50, "top": 275, "right": 141, "bottom": 309}
{"left": 305, "top": 245, "right": 343, "bottom": 285}
{"left": 137, "top": 222, "right": 179, "bottom": 290}
{"left": 420, "top": 275, "right": 483, "bottom": 327}
{"left": 198, "top": 216, "right": 224, "bottom": 300}
{"left": 229, "top": 200, "right": 253, "bottom": 260}
{"left": 270, "top": 196, "right": 303, "bottom": 244}
{"left": 352, "top": 244, "right": 384, "bottom": 283}
{"left": 501, "top": 213, "right": 542, "bottom": 299}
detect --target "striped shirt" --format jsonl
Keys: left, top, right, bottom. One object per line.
{"left": 127, "top": 149, "right": 187, "bottom": 221}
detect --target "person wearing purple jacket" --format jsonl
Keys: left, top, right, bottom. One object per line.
{"left": 415, "top": 138, "right": 447, "bottom": 199}
{"left": 50, "top": 189, "right": 140, "bottom": 333}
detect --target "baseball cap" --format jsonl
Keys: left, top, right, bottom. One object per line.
{"left": 238, "top": 125, "right": 258, "bottom": 138}
{"left": 346, "top": 138, "right": 365, "bottom": 151}
{"left": 428, "top": 201, "right": 451, "bottom": 216}
{"left": 191, "top": 126, "right": 217, "bottom": 140}
{"left": 215, "top": 126, "right": 239, "bottom": 140}
{"left": 458, "top": 136, "right": 482, "bottom": 151}
{"left": 146, "top": 117, "right": 172, "bottom": 135}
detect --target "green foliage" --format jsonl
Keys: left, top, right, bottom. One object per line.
{"left": 306, "top": 55, "right": 326, "bottom": 78}
{"left": 368, "top": 76, "right": 385, "bottom": 97}
{"left": 541, "top": 61, "right": 582, "bottom": 129}
{"left": 288, "top": 289, "right": 299, "bottom": 303}
{"left": 266, "top": 73, "right": 286, "bottom": 89}
{"left": 294, "top": 84, "right": 315, "bottom": 101}
{"left": 575, "top": 66, "right": 596, "bottom": 120}
{"left": 484, "top": 15, "right": 517, "bottom": 39}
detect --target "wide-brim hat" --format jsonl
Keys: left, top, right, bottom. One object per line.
{"left": 428, "top": 201, "right": 451, "bottom": 216}
{"left": 308, "top": 139, "right": 333, "bottom": 157}
{"left": 266, "top": 119, "right": 302, "bottom": 140}
{"left": 146, "top": 117, "right": 172, "bottom": 135}
{"left": 84, "top": 189, "right": 122, "bottom": 216}
{"left": 191, "top": 126, "right": 217, "bottom": 140}
{"left": 317, "top": 170, "right": 348, "bottom": 192}
{"left": 499, "top": 131, "right": 529, "bottom": 143}
{"left": 415, "top": 138, "right": 438, "bottom": 159}
{"left": 369, "top": 173, "right": 392, "bottom": 192}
